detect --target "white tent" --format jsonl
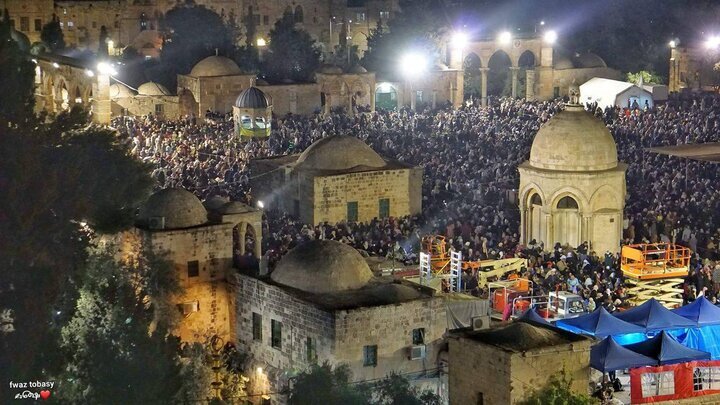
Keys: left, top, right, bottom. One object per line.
{"left": 579, "top": 77, "right": 654, "bottom": 110}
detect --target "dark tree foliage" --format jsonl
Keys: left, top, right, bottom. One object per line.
{"left": 56, "top": 247, "right": 183, "bottom": 404}
{"left": 159, "top": 4, "right": 235, "bottom": 88}
{"left": 518, "top": 371, "right": 597, "bottom": 405}
{"left": 261, "top": 13, "right": 321, "bottom": 83}
{"left": 0, "top": 9, "right": 35, "bottom": 128}
{"left": 360, "top": 0, "right": 447, "bottom": 77}
{"left": 40, "top": 14, "right": 65, "bottom": 51}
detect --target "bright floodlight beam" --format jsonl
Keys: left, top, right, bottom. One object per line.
{"left": 257, "top": 200, "right": 264, "bottom": 209}
{"left": 543, "top": 30, "right": 557, "bottom": 44}
{"left": 451, "top": 31, "right": 469, "bottom": 50}
{"left": 669, "top": 40, "right": 677, "bottom": 48}
{"left": 498, "top": 31, "right": 512, "bottom": 45}
{"left": 706, "top": 36, "right": 720, "bottom": 49}
{"left": 97, "top": 62, "right": 117, "bottom": 76}
{"left": 399, "top": 52, "right": 428, "bottom": 78}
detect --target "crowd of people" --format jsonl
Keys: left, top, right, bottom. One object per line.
{"left": 113, "top": 93, "right": 720, "bottom": 310}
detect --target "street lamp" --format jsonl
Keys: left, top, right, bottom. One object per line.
{"left": 451, "top": 31, "right": 469, "bottom": 50}
{"left": 498, "top": 31, "right": 512, "bottom": 45}
{"left": 543, "top": 30, "right": 558, "bottom": 45}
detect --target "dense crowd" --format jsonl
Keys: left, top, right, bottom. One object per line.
{"left": 113, "top": 93, "right": 720, "bottom": 309}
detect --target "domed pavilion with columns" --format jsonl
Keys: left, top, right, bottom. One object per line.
{"left": 518, "top": 95, "right": 627, "bottom": 254}
{"left": 233, "top": 86, "right": 272, "bottom": 137}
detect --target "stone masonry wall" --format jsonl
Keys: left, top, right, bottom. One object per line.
{"left": 449, "top": 337, "right": 512, "bottom": 405}
{"left": 312, "top": 168, "right": 415, "bottom": 224}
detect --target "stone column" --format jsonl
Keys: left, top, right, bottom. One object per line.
{"left": 370, "top": 84, "right": 376, "bottom": 112}
{"left": 239, "top": 222, "right": 247, "bottom": 256}
{"left": 479, "top": 68, "right": 489, "bottom": 107}
{"left": 583, "top": 215, "right": 592, "bottom": 248}
{"left": 432, "top": 90, "right": 437, "bottom": 109}
{"left": 409, "top": 82, "right": 416, "bottom": 111}
{"left": 525, "top": 69, "right": 536, "bottom": 100}
{"left": 92, "top": 74, "right": 111, "bottom": 124}
{"left": 519, "top": 208, "right": 527, "bottom": 245}
{"left": 324, "top": 94, "right": 332, "bottom": 115}
{"left": 510, "top": 67, "right": 519, "bottom": 98}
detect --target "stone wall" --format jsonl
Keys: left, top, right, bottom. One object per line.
{"left": 1, "top": 0, "right": 53, "bottom": 43}
{"left": 449, "top": 336, "right": 591, "bottom": 405}
{"left": 112, "top": 95, "right": 180, "bottom": 119}
{"left": 311, "top": 168, "right": 419, "bottom": 224}
{"left": 258, "top": 83, "right": 321, "bottom": 116}
{"left": 333, "top": 297, "right": 447, "bottom": 382}
{"left": 177, "top": 74, "right": 255, "bottom": 116}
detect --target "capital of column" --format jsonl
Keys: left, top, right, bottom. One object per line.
{"left": 509, "top": 66, "right": 520, "bottom": 72}
{"left": 479, "top": 67, "right": 490, "bottom": 73}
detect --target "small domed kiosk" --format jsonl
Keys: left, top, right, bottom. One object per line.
{"left": 233, "top": 86, "right": 272, "bottom": 137}
{"left": 518, "top": 91, "right": 627, "bottom": 254}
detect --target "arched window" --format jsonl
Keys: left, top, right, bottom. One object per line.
{"left": 294, "top": 6, "right": 304, "bottom": 23}
{"left": 284, "top": 6, "right": 293, "bottom": 17}
{"left": 139, "top": 12, "right": 147, "bottom": 31}
{"left": 557, "top": 196, "right": 579, "bottom": 209}
{"left": 530, "top": 194, "right": 542, "bottom": 206}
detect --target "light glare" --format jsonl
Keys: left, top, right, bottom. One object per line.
{"left": 451, "top": 31, "right": 469, "bottom": 50}
{"left": 543, "top": 30, "right": 558, "bottom": 44}
{"left": 498, "top": 31, "right": 512, "bottom": 45}
{"left": 97, "top": 62, "right": 118, "bottom": 76}
{"left": 399, "top": 52, "right": 428, "bottom": 78}
{"left": 706, "top": 36, "right": 720, "bottom": 49}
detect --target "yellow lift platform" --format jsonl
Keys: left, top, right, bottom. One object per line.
{"left": 620, "top": 243, "right": 691, "bottom": 308}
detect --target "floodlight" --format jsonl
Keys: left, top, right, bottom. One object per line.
{"left": 257, "top": 200, "right": 265, "bottom": 209}
{"left": 544, "top": 30, "right": 557, "bottom": 44}
{"left": 498, "top": 31, "right": 512, "bottom": 45}
{"left": 97, "top": 62, "right": 117, "bottom": 76}
{"left": 399, "top": 52, "right": 428, "bottom": 78}
{"left": 378, "top": 82, "right": 393, "bottom": 93}
{"left": 85, "top": 69, "right": 95, "bottom": 77}
{"left": 706, "top": 36, "right": 720, "bottom": 49}
{"left": 52, "top": 62, "right": 60, "bottom": 68}
{"left": 256, "top": 38, "right": 267, "bottom": 47}
{"left": 669, "top": 40, "right": 677, "bottom": 48}
{"left": 451, "top": 31, "right": 469, "bottom": 50}
{"left": 256, "top": 367, "right": 263, "bottom": 374}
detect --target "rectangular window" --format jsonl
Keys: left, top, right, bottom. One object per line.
{"left": 252, "top": 312, "right": 262, "bottom": 341}
{"left": 34, "top": 19, "right": 42, "bottom": 32}
{"left": 641, "top": 371, "right": 675, "bottom": 398}
{"left": 416, "top": 90, "right": 423, "bottom": 103}
{"left": 412, "top": 328, "right": 425, "bottom": 345}
{"left": 92, "top": 21, "right": 97, "bottom": 29}
{"left": 379, "top": 198, "right": 390, "bottom": 219}
{"left": 347, "top": 201, "right": 358, "bottom": 222}
{"left": 67, "top": 21, "right": 74, "bottom": 28}
{"left": 363, "top": 345, "right": 377, "bottom": 367}
{"left": 187, "top": 260, "right": 199, "bottom": 278}
{"left": 155, "top": 104, "right": 164, "bottom": 115}
{"left": 306, "top": 337, "right": 317, "bottom": 362}
{"left": 553, "top": 87, "right": 560, "bottom": 98}
{"left": 271, "top": 319, "right": 282, "bottom": 349}
{"left": 379, "top": 11, "right": 390, "bottom": 20}
{"left": 263, "top": 15, "right": 269, "bottom": 25}
{"left": 356, "top": 12, "right": 366, "bottom": 22}
{"left": 253, "top": 14, "right": 260, "bottom": 25}
{"left": 20, "top": 17, "right": 29, "bottom": 32}
{"left": 693, "top": 367, "right": 720, "bottom": 391}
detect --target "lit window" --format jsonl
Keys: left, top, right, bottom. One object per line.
{"left": 356, "top": 12, "right": 365, "bottom": 22}
{"left": 641, "top": 371, "right": 675, "bottom": 398}
{"left": 363, "top": 345, "right": 377, "bottom": 367}
{"left": 380, "top": 11, "right": 390, "bottom": 20}
{"left": 67, "top": 21, "right": 74, "bottom": 27}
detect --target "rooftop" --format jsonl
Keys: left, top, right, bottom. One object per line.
{"left": 456, "top": 319, "right": 588, "bottom": 353}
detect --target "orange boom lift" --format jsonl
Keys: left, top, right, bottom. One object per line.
{"left": 620, "top": 243, "right": 691, "bottom": 307}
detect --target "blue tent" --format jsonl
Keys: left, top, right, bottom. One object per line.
{"left": 624, "top": 331, "right": 711, "bottom": 365}
{"left": 555, "top": 306, "right": 646, "bottom": 337}
{"left": 591, "top": 336, "right": 658, "bottom": 372}
{"left": 672, "top": 297, "right": 720, "bottom": 326}
{"left": 517, "top": 308, "right": 552, "bottom": 326}
{"left": 614, "top": 298, "right": 697, "bottom": 330}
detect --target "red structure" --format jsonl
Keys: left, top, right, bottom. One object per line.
{"left": 630, "top": 360, "right": 720, "bottom": 403}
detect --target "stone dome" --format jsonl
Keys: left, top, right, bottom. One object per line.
{"left": 219, "top": 201, "right": 254, "bottom": 214}
{"left": 529, "top": 105, "right": 618, "bottom": 171}
{"left": 271, "top": 240, "right": 373, "bottom": 294}
{"left": 318, "top": 64, "right": 343, "bottom": 74}
{"left": 137, "top": 188, "right": 208, "bottom": 230}
{"left": 138, "top": 82, "right": 171, "bottom": 96}
{"left": 574, "top": 53, "right": 607, "bottom": 69}
{"left": 348, "top": 64, "right": 368, "bottom": 74}
{"left": 11, "top": 29, "right": 30, "bottom": 52}
{"left": 295, "top": 136, "right": 386, "bottom": 171}
{"left": 109, "top": 83, "right": 136, "bottom": 99}
{"left": 190, "top": 55, "right": 243, "bottom": 77}
{"left": 235, "top": 86, "right": 270, "bottom": 108}
{"left": 203, "top": 195, "right": 229, "bottom": 211}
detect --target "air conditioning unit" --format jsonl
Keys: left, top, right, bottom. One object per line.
{"left": 148, "top": 216, "right": 165, "bottom": 230}
{"left": 471, "top": 315, "right": 491, "bottom": 331}
{"left": 180, "top": 301, "right": 199, "bottom": 315}
{"left": 409, "top": 345, "right": 426, "bottom": 360}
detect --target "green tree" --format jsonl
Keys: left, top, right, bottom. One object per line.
{"left": 176, "top": 340, "right": 248, "bottom": 403}
{"left": 367, "top": 373, "right": 442, "bottom": 405}
{"left": 56, "top": 246, "right": 183, "bottom": 403}
{"left": 40, "top": 14, "right": 65, "bottom": 51}
{"left": 626, "top": 70, "right": 663, "bottom": 85}
{"left": 288, "top": 363, "right": 366, "bottom": 405}
{"left": 0, "top": 8, "right": 36, "bottom": 128}
{"left": 262, "top": 13, "right": 321, "bottom": 83}
{"left": 518, "top": 371, "right": 597, "bottom": 405}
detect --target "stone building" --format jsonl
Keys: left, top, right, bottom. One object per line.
{"left": 177, "top": 55, "right": 255, "bottom": 117}
{"left": 316, "top": 64, "right": 376, "bottom": 113}
{"left": 233, "top": 86, "right": 273, "bottom": 137}
{"left": 250, "top": 135, "right": 422, "bottom": 224}
{"left": 117, "top": 188, "right": 262, "bottom": 344}
{"left": 0, "top": 0, "right": 53, "bottom": 43}
{"left": 448, "top": 318, "right": 592, "bottom": 405}
{"left": 112, "top": 81, "right": 181, "bottom": 119}
{"left": 234, "top": 239, "right": 447, "bottom": 398}
{"left": 518, "top": 98, "right": 627, "bottom": 254}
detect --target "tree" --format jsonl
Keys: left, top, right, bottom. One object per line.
{"left": 626, "top": 71, "right": 664, "bottom": 85}
{"left": 518, "top": 371, "right": 598, "bottom": 405}
{"left": 56, "top": 246, "right": 183, "bottom": 403}
{"left": 40, "top": 14, "right": 65, "bottom": 51}
{"left": 175, "top": 340, "right": 249, "bottom": 403}
{"left": 261, "top": 13, "right": 321, "bottom": 83}
{"left": 0, "top": 8, "right": 35, "bottom": 128}
{"left": 367, "top": 373, "right": 442, "bottom": 405}
{"left": 159, "top": 4, "right": 235, "bottom": 88}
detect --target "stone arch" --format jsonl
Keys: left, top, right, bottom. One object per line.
{"left": 284, "top": 5, "right": 293, "bottom": 16}
{"left": 179, "top": 88, "right": 199, "bottom": 117}
{"left": 522, "top": 186, "right": 546, "bottom": 246}
{"left": 55, "top": 77, "right": 70, "bottom": 111}
{"left": 82, "top": 85, "right": 93, "bottom": 103}
{"left": 463, "top": 52, "right": 482, "bottom": 101}
{"left": 487, "top": 50, "right": 512, "bottom": 97}
{"left": 521, "top": 183, "right": 546, "bottom": 209}
{"left": 375, "top": 82, "right": 398, "bottom": 110}
{"left": 517, "top": 49, "right": 537, "bottom": 68}
{"left": 590, "top": 185, "right": 620, "bottom": 212}
{"left": 73, "top": 85, "right": 82, "bottom": 105}
{"left": 232, "top": 222, "right": 260, "bottom": 270}
{"left": 294, "top": 5, "right": 304, "bottom": 23}
{"left": 550, "top": 190, "right": 584, "bottom": 248}
{"left": 549, "top": 188, "right": 588, "bottom": 213}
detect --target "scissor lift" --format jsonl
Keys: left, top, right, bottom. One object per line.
{"left": 620, "top": 243, "right": 691, "bottom": 308}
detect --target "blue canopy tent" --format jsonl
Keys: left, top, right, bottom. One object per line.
{"left": 624, "top": 331, "right": 711, "bottom": 365}
{"left": 555, "top": 307, "right": 646, "bottom": 340}
{"left": 614, "top": 298, "right": 697, "bottom": 330}
{"left": 672, "top": 297, "right": 720, "bottom": 326}
{"left": 517, "top": 308, "right": 552, "bottom": 326}
{"left": 591, "top": 336, "right": 658, "bottom": 372}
